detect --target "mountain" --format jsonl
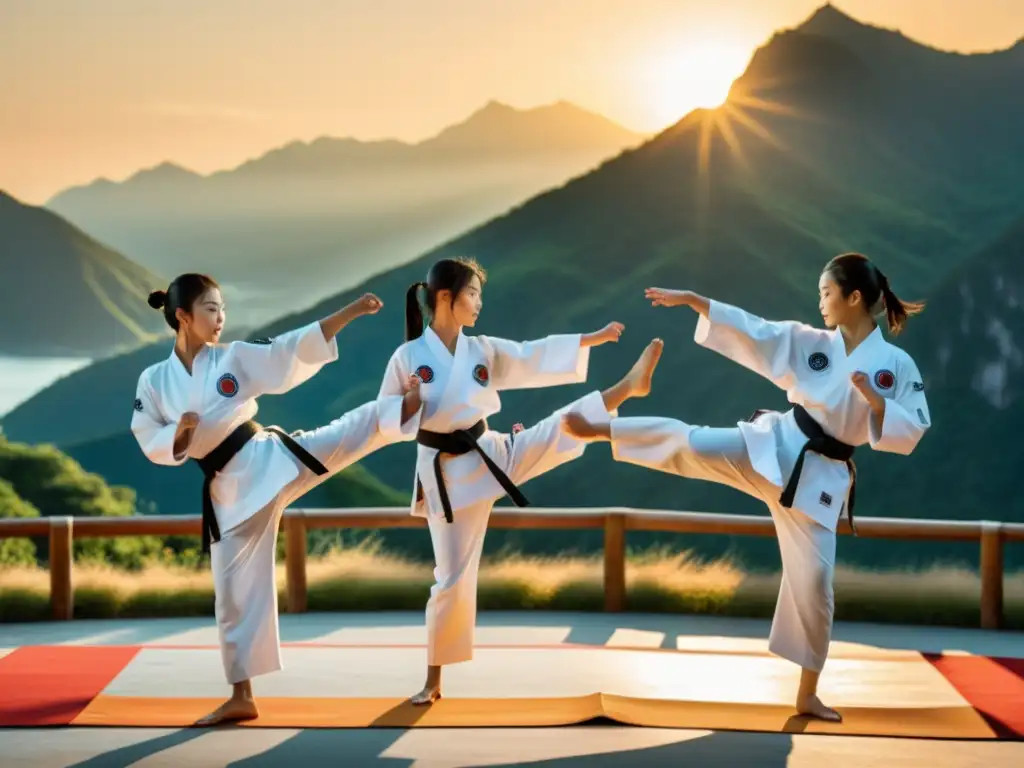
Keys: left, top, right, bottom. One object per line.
{"left": 8, "top": 6, "right": 1024, "bottom": 568}
{"left": 45, "top": 101, "right": 646, "bottom": 327}
{"left": 0, "top": 191, "right": 169, "bottom": 357}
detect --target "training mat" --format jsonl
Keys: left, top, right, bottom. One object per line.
{"left": 0, "top": 643, "right": 1020, "bottom": 739}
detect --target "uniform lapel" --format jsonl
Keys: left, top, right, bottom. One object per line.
{"left": 846, "top": 326, "right": 884, "bottom": 369}
{"left": 190, "top": 344, "right": 214, "bottom": 413}
{"left": 440, "top": 330, "right": 470, "bottom": 406}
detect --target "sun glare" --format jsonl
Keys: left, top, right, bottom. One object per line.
{"left": 646, "top": 41, "right": 752, "bottom": 127}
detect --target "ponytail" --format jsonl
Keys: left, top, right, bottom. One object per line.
{"left": 149, "top": 274, "right": 219, "bottom": 332}
{"left": 404, "top": 258, "right": 487, "bottom": 342}
{"left": 824, "top": 253, "right": 924, "bottom": 336}
{"left": 877, "top": 269, "right": 924, "bottom": 336}
{"left": 405, "top": 282, "right": 427, "bottom": 341}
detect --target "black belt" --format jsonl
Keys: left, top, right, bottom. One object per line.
{"left": 748, "top": 405, "right": 858, "bottom": 533}
{"left": 415, "top": 420, "right": 529, "bottom": 523}
{"left": 194, "top": 420, "right": 329, "bottom": 553}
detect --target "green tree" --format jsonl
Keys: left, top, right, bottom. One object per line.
{"left": 0, "top": 437, "right": 164, "bottom": 569}
{"left": 0, "top": 478, "right": 40, "bottom": 567}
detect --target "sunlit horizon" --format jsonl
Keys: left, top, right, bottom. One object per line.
{"left": 3, "top": 0, "right": 1022, "bottom": 204}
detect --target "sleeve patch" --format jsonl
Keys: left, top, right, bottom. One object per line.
{"left": 248, "top": 337, "right": 274, "bottom": 345}
{"left": 912, "top": 381, "right": 925, "bottom": 392}
{"left": 133, "top": 398, "right": 144, "bottom": 412}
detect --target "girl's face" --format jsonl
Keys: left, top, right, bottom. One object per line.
{"left": 443, "top": 274, "right": 483, "bottom": 328}
{"left": 177, "top": 288, "right": 226, "bottom": 344}
{"left": 818, "top": 273, "right": 861, "bottom": 329}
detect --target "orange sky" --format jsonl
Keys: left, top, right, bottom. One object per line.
{"left": 2, "top": 0, "right": 1021, "bottom": 204}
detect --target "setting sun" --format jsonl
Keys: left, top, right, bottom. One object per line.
{"left": 644, "top": 41, "right": 752, "bottom": 127}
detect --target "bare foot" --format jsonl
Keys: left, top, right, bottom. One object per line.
{"left": 195, "top": 695, "right": 259, "bottom": 726}
{"left": 626, "top": 339, "right": 664, "bottom": 398}
{"left": 796, "top": 694, "right": 842, "bottom": 722}
{"left": 561, "top": 412, "right": 610, "bottom": 442}
{"left": 409, "top": 685, "right": 442, "bottom": 706}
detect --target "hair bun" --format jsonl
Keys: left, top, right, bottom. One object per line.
{"left": 147, "top": 290, "right": 167, "bottom": 310}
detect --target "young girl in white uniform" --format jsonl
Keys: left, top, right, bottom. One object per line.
{"left": 131, "top": 273, "right": 422, "bottom": 725}
{"left": 562, "top": 253, "right": 931, "bottom": 722}
{"left": 378, "top": 257, "right": 665, "bottom": 704}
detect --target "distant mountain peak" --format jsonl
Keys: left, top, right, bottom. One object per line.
{"left": 477, "top": 99, "right": 516, "bottom": 114}
{"left": 804, "top": 2, "right": 857, "bottom": 25}
{"left": 797, "top": 2, "right": 893, "bottom": 37}
{"left": 125, "top": 161, "right": 201, "bottom": 183}
{"left": 420, "top": 99, "right": 644, "bottom": 153}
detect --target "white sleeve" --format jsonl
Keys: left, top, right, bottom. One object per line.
{"left": 869, "top": 354, "right": 931, "bottom": 455}
{"left": 480, "top": 334, "right": 590, "bottom": 391}
{"left": 130, "top": 375, "right": 188, "bottom": 467}
{"left": 693, "top": 300, "right": 816, "bottom": 391}
{"left": 376, "top": 347, "right": 420, "bottom": 441}
{"left": 230, "top": 321, "right": 338, "bottom": 397}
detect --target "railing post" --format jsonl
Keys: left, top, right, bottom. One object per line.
{"left": 49, "top": 516, "right": 74, "bottom": 621}
{"left": 603, "top": 512, "right": 626, "bottom": 612}
{"left": 980, "top": 521, "right": 1004, "bottom": 630}
{"left": 285, "top": 510, "right": 308, "bottom": 614}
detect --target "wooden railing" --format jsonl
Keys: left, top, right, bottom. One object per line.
{"left": 2, "top": 508, "right": 1022, "bottom": 628}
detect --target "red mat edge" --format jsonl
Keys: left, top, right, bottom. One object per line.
{"left": 0, "top": 645, "right": 141, "bottom": 726}
{"left": 923, "top": 653, "right": 1024, "bottom": 738}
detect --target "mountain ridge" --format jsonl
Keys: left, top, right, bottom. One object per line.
{"left": 42, "top": 99, "right": 648, "bottom": 326}
{"left": 0, "top": 192, "right": 169, "bottom": 357}
{"left": 47, "top": 101, "right": 646, "bottom": 199}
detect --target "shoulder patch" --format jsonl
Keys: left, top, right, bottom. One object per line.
{"left": 133, "top": 397, "right": 144, "bottom": 413}
{"left": 808, "top": 352, "right": 829, "bottom": 372}
{"left": 874, "top": 369, "right": 896, "bottom": 390}
{"left": 216, "top": 373, "right": 239, "bottom": 398}
{"left": 912, "top": 381, "right": 925, "bottom": 392}
{"left": 472, "top": 363, "right": 490, "bottom": 386}
{"left": 248, "top": 337, "right": 273, "bottom": 345}
{"left": 415, "top": 365, "right": 435, "bottom": 384}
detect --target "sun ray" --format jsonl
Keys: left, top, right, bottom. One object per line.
{"left": 712, "top": 111, "right": 750, "bottom": 173}
{"left": 722, "top": 103, "right": 793, "bottom": 155}
{"left": 693, "top": 111, "right": 716, "bottom": 247}
{"left": 729, "top": 93, "right": 817, "bottom": 122}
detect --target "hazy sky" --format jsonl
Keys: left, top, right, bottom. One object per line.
{"left": 2, "top": 0, "right": 1021, "bottom": 203}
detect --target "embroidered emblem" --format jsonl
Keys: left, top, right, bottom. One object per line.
{"left": 472, "top": 364, "right": 490, "bottom": 386}
{"left": 415, "top": 365, "right": 435, "bottom": 384}
{"left": 917, "top": 408, "right": 929, "bottom": 426}
{"left": 808, "top": 352, "right": 830, "bottom": 372}
{"left": 819, "top": 491, "right": 833, "bottom": 508}
{"left": 248, "top": 337, "right": 273, "bottom": 345}
{"left": 874, "top": 369, "right": 895, "bottom": 390}
{"left": 133, "top": 398, "right": 143, "bottom": 413}
{"left": 511, "top": 423, "right": 525, "bottom": 435}
{"left": 216, "top": 373, "right": 239, "bottom": 398}
{"left": 912, "top": 381, "right": 925, "bottom": 392}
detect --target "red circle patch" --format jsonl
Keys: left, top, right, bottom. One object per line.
{"left": 473, "top": 364, "right": 489, "bottom": 386}
{"left": 415, "top": 365, "right": 435, "bottom": 384}
{"left": 217, "top": 373, "right": 239, "bottom": 397}
{"left": 874, "top": 369, "right": 895, "bottom": 390}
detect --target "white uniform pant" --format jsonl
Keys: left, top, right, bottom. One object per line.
{"left": 610, "top": 417, "right": 836, "bottom": 673}
{"left": 210, "top": 400, "right": 393, "bottom": 685}
{"left": 425, "top": 390, "right": 612, "bottom": 667}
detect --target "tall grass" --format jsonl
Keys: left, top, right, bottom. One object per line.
{"left": 1, "top": 542, "right": 1022, "bottom": 629}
